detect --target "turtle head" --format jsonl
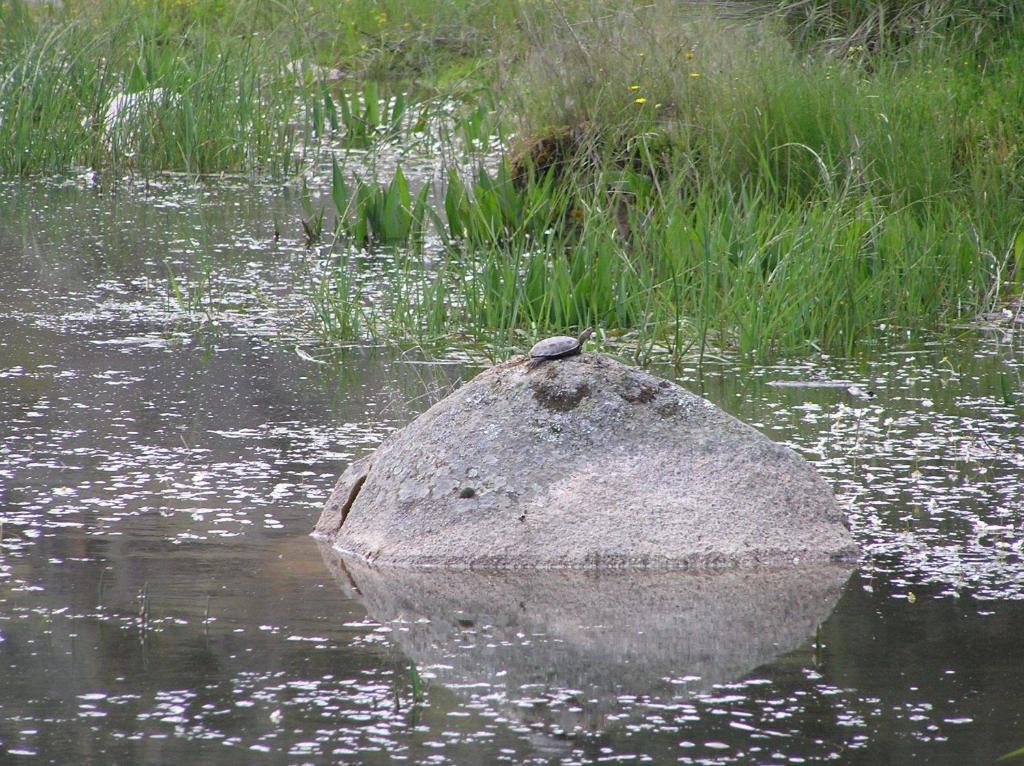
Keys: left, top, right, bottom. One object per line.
{"left": 577, "top": 326, "right": 594, "bottom": 345}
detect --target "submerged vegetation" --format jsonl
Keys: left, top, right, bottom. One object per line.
{"left": 2, "top": 0, "right": 1022, "bottom": 358}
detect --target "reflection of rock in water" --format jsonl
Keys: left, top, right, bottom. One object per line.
{"left": 320, "top": 544, "right": 851, "bottom": 732}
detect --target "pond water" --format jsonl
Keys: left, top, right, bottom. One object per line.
{"left": 1, "top": 177, "right": 1023, "bottom": 765}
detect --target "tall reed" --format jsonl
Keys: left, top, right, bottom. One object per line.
{"left": 314, "top": 172, "right": 1011, "bottom": 360}
{"left": 0, "top": 0, "right": 309, "bottom": 175}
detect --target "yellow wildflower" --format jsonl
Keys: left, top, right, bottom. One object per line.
{"left": 686, "top": 51, "right": 694, "bottom": 61}
{"left": 634, "top": 97, "right": 647, "bottom": 105}
{"left": 690, "top": 72, "right": 700, "bottom": 79}
{"left": 630, "top": 85, "right": 641, "bottom": 92}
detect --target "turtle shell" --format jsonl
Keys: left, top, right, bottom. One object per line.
{"left": 528, "top": 335, "right": 581, "bottom": 359}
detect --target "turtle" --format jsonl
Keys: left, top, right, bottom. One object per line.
{"left": 526, "top": 327, "right": 594, "bottom": 369}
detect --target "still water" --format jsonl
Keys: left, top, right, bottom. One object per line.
{"left": 1, "top": 177, "right": 1022, "bottom": 765}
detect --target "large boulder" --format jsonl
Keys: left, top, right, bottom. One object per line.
{"left": 314, "top": 353, "right": 856, "bottom": 568}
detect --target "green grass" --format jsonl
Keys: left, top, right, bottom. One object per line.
{"left": 307, "top": 0, "right": 1023, "bottom": 359}
{"left": 3, "top": 0, "right": 1023, "bottom": 359}
{"left": 776, "top": 0, "right": 1021, "bottom": 52}
{"left": 0, "top": 0, "right": 508, "bottom": 175}
{"left": 0, "top": 0, "right": 314, "bottom": 175}
{"left": 313, "top": 176, "right": 1015, "bottom": 360}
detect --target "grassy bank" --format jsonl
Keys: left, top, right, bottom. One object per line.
{"left": 3, "top": 0, "right": 1023, "bottom": 358}
{"left": 0, "top": 0, "right": 314, "bottom": 175}
{"left": 314, "top": 0, "right": 1023, "bottom": 357}
{"left": 0, "top": 0, "right": 513, "bottom": 175}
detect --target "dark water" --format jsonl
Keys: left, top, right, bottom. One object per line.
{"left": 1, "top": 178, "right": 1023, "bottom": 765}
